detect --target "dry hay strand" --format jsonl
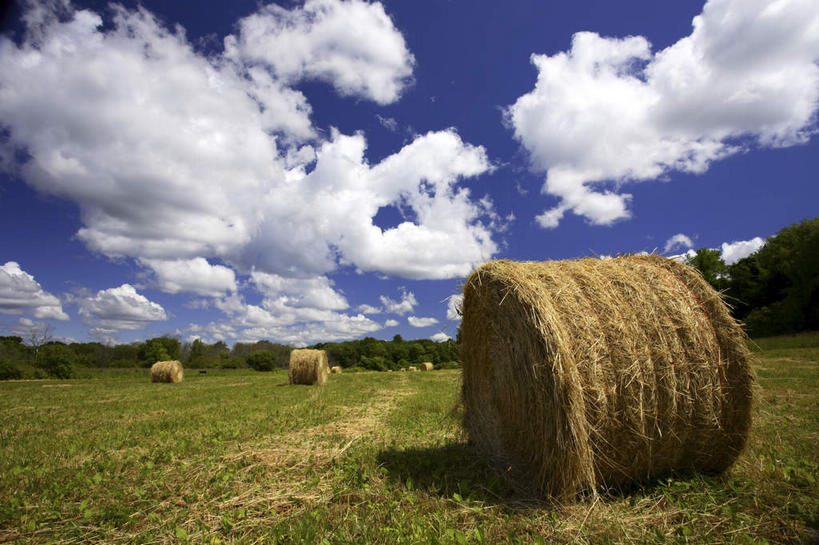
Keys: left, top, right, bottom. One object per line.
{"left": 150, "top": 360, "right": 184, "bottom": 383}
{"left": 289, "top": 349, "right": 329, "bottom": 386}
{"left": 330, "top": 366, "right": 343, "bottom": 374}
{"left": 408, "top": 366, "right": 418, "bottom": 372}
{"left": 460, "top": 256, "right": 754, "bottom": 500}
{"left": 420, "top": 362, "right": 434, "bottom": 371}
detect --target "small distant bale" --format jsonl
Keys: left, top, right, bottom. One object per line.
{"left": 150, "top": 360, "right": 184, "bottom": 383}
{"left": 420, "top": 362, "right": 434, "bottom": 371}
{"left": 400, "top": 368, "right": 407, "bottom": 372}
{"left": 331, "top": 365, "right": 343, "bottom": 374}
{"left": 408, "top": 366, "right": 418, "bottom": 372}
{"left": 289, "top": 349, "right": 329, "bottom": 386}
{"left": 460, "top": 256, "right": 754, "bottom": 500}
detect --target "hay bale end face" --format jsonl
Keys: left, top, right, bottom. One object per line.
{"left": 460, "top": 256, "right": 754, "bottom": 500}
{"left": 150, "top": 360, "right": 184, "bottom": 383}
{"left": 420, "top": 362, "right": 434, "bottom": 371}
{"left": 289, "top": 349, "right": 329, "bottom": 385}
{"left": 331, "top": 365, "right": 343, "bottom": 374}
{"left": 408, "top": 366, "right": 418, "bottom": 372}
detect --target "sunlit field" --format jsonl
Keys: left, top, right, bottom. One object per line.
{"left": 1, "top": 335, "right": 816, "bottom": 544}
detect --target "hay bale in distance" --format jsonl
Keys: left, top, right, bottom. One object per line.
{"left": 331, "top": 365, "right": 343, "bottom": 374}
{"left": 150, "top": 360, "right": 184, "bottom": 383}
{"left": 399, "top": 368, "right": 407, "bottom": 372}
{"left": 408, "top": 366, "right": 418, "bottom": 372}
{"left": 420, "top": 362, "right": 434, "bottom": 371}
{"left": 289, "top": 349, "right": 329, "bottom": 386}
{"left": 460, "top": 256, "right": 754, "bottom": 500}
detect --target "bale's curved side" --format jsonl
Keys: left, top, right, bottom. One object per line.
{"left": 460, "top": 257, "right": 753, "bottom": 500}
{"left": 150, "top": 360, "right": 184, "bottom": 383}
{"left": 331, "top": 366, "right": 343, "bottom": 374}
{"left": 289, "top": 349, "right": 329, "bottom": 385}
{"left": 408, "top": 366, "right": 418, "bottom": 372}
{"left": 420, "top": 362, "right": 434, "bottom": 371}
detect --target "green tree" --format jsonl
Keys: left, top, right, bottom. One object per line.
{"left": 247, "top": 351, "right": 277, "bottom": 371}
{"left": 686, "top": 248, "right": 728, "bottom": 291}
{"left": 38, "top": 344, "right": 76, "bottom": 379}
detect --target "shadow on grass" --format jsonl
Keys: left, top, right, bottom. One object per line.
{"left": 377, "top": 443, "right": 724, "bottom": 511}
{"left": 376, "top": 442, "right": 544, "bottom": 510}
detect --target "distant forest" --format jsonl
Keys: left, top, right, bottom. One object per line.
{"left": 1, "top": 217, "right": 815, "bottom": 380}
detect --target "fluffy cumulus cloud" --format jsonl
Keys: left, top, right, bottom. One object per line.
{"left": 380, "top": 289, "right": 417, "bottom": 315}
{"left": 384, "top": 319, "right": 399, "bottom": 327}
{"left": 226, "top": 0, "right": 415, "bottom": 105}
{"left": 663, "top": 233, "right": 694, "bottom": 253}
{"left": 77, "top": 284, "right": 167, "bottom": 336}
{"left": 430, "top": 332, "right": 451, "bottom": 342}
{"left": 408, "top": 316, "right": 438, "bottom": 327}
{"left": 446, "top": 294, "right": 463, "bottom": 321}
{"left": 0, "top": 262, "right": 68, "bottom": 320}
{"left": 142, "top": 258, "right": 237, "bottom": 297}
{"left": 0, "top": 1, "right": 500, "bottom": 344}
{"left": 507, "top": 0, "right": 819, "bottom": 228}
{"left": 721, "top": 236, "right": 765, "bottom": 264}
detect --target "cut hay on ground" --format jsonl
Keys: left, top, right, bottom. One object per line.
{"left": 150, "top": 360, "right": 183, "bottom": 383}
{"left": 420, "top": 362, "right": 434, "bottom": 371}
{"left": 289, "top": 349, "right": 329, "bottom": 386}
{"left": 408, "top": 366, "right": 418, "bottom": 372}
{"left": 331, "top": 366, "right": 342, "bottom": 374}
{"left": 460, "top": 255, "right": 754, "bottom": 500}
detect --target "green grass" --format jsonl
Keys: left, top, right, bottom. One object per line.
{"left": 1, "top": 339, "right": 817, "bottom": 544}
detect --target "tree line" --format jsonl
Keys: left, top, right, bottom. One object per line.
{"left": 685, "top": 217, "right": 818, "bottom": 337}
{"left": 0, "top": 332, "right": 458, "bottom": 380}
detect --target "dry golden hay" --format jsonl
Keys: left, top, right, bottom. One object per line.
{"left": 289, "top": 349, "right": 329, "bottom": 386}
{"left": 400, "top": 368, "right": 407, "bottom": 372}
{"left": 420, "top": 362, "right": 434, "bottom": 371}
{"left": 460, "top": 255, "right": 754, "bottom": 500}
{"left": 331, "top": 365, "right": 343, "bottom": 374}
{"left": 408, "top": 366, "right": 419, "bottom": 372}
{"left": 150, "top": 360, "right": 183, "bottom": 383}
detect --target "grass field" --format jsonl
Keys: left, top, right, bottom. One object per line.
{"left": 0, "top": 336, "right": 817, "bottom": 544}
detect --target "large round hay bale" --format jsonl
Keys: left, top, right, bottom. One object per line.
{"left": 408, "top": 366, "right": 418, "bottom": 372}
{"left": 420, "top": 362, "right": 434, "bottom": 371}
{"left": 331, "top": 365, "right": 342, "bottom": 374}
{"left": 289, "top": 349, "right": 329, "bottom": 385}
{"left": 460, "top": 256, "right": 754, "bottom": 500}
{"left": 150, "top": 360, "right": 183, "bottom": 383}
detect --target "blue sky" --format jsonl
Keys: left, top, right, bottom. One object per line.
{"left": 1, "top": 0, "right": 817, "bottom": 346}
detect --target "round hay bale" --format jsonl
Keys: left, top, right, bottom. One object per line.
{"left": 150, "top": 360, "right": 183, "bottom": 383}
{"left": 420, "top": 362, "right": 434, "bottom": 371}
{"left": 289, "top": 349, "right": 329, "bottom": 385}
{"left": 331, "top": 365, "right": 343, "bottom": 374}
{"left": 460, "top": 256, "right": 754, "bottom": 500}
{"left": 408, "top": 366, "right": 418, "bottom": 372}
{"left": 400, "top": 368, "right": 407, "bottom": 372}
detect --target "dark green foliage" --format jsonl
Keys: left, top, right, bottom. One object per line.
{"left": 0, "top": 357, "right": 22, "bottom": 380}
{"left": 247, "top": 351, "right": 277, "bottom": 371}
{"left": 138, "top": 336, "right": 181, "bottom": 366}
{"left": 686, "top": 248, "right": 728, "bottom": 291}
{"left": 313, "top": 336, "right": 458, "bottom": 370}
{"left": 37, "top": 343, "right": 76, "bottom": 379}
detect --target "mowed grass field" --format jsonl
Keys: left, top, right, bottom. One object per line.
{"left": 1, "top": 337, "right": 817, "bottom": 544}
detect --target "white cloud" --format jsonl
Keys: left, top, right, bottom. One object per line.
{"left": 0, "top": 4, "right": 497, "bottom": 284}
{"left": 226, "top": 0, "right": 415, "bottom": 105}
{"left": 377, "top": 115, "right": 399, "bottom": 132}
{"left": 380, "top": 289, "right": 417, "bottom": 315}
{"left": 408, "top": 315, "right": 438, "bottom": 327}
{"left": 446, "top": 294, "right": 463, "bottom": 321}
{"left": 663, "top": 233, "right": 694, "bottom": 253}
{"left": 357, "top": 304, "right": 382, "bottom": 314}
{"left": 251, "top": 271, "right": 348, "bottom": 311}
{"left": 0, "top": 262, "right": 68, "bottom": 320}
{"left": 721, "top": 236, "right": 765, "bottom": 264}
{"left": 430, "top": 332, "right": 451, "bottom": 342}
{"left": 78, "top": 284, "right": 167, "bottom": 332}
{"left": 384, "top": 319, "right": 399, "bottom": 327}
{"left": 507, "top": 0, "right": 819, "bottom": 228}
{"left": 142, "top": 257, "right": 237, "bottom": 297}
